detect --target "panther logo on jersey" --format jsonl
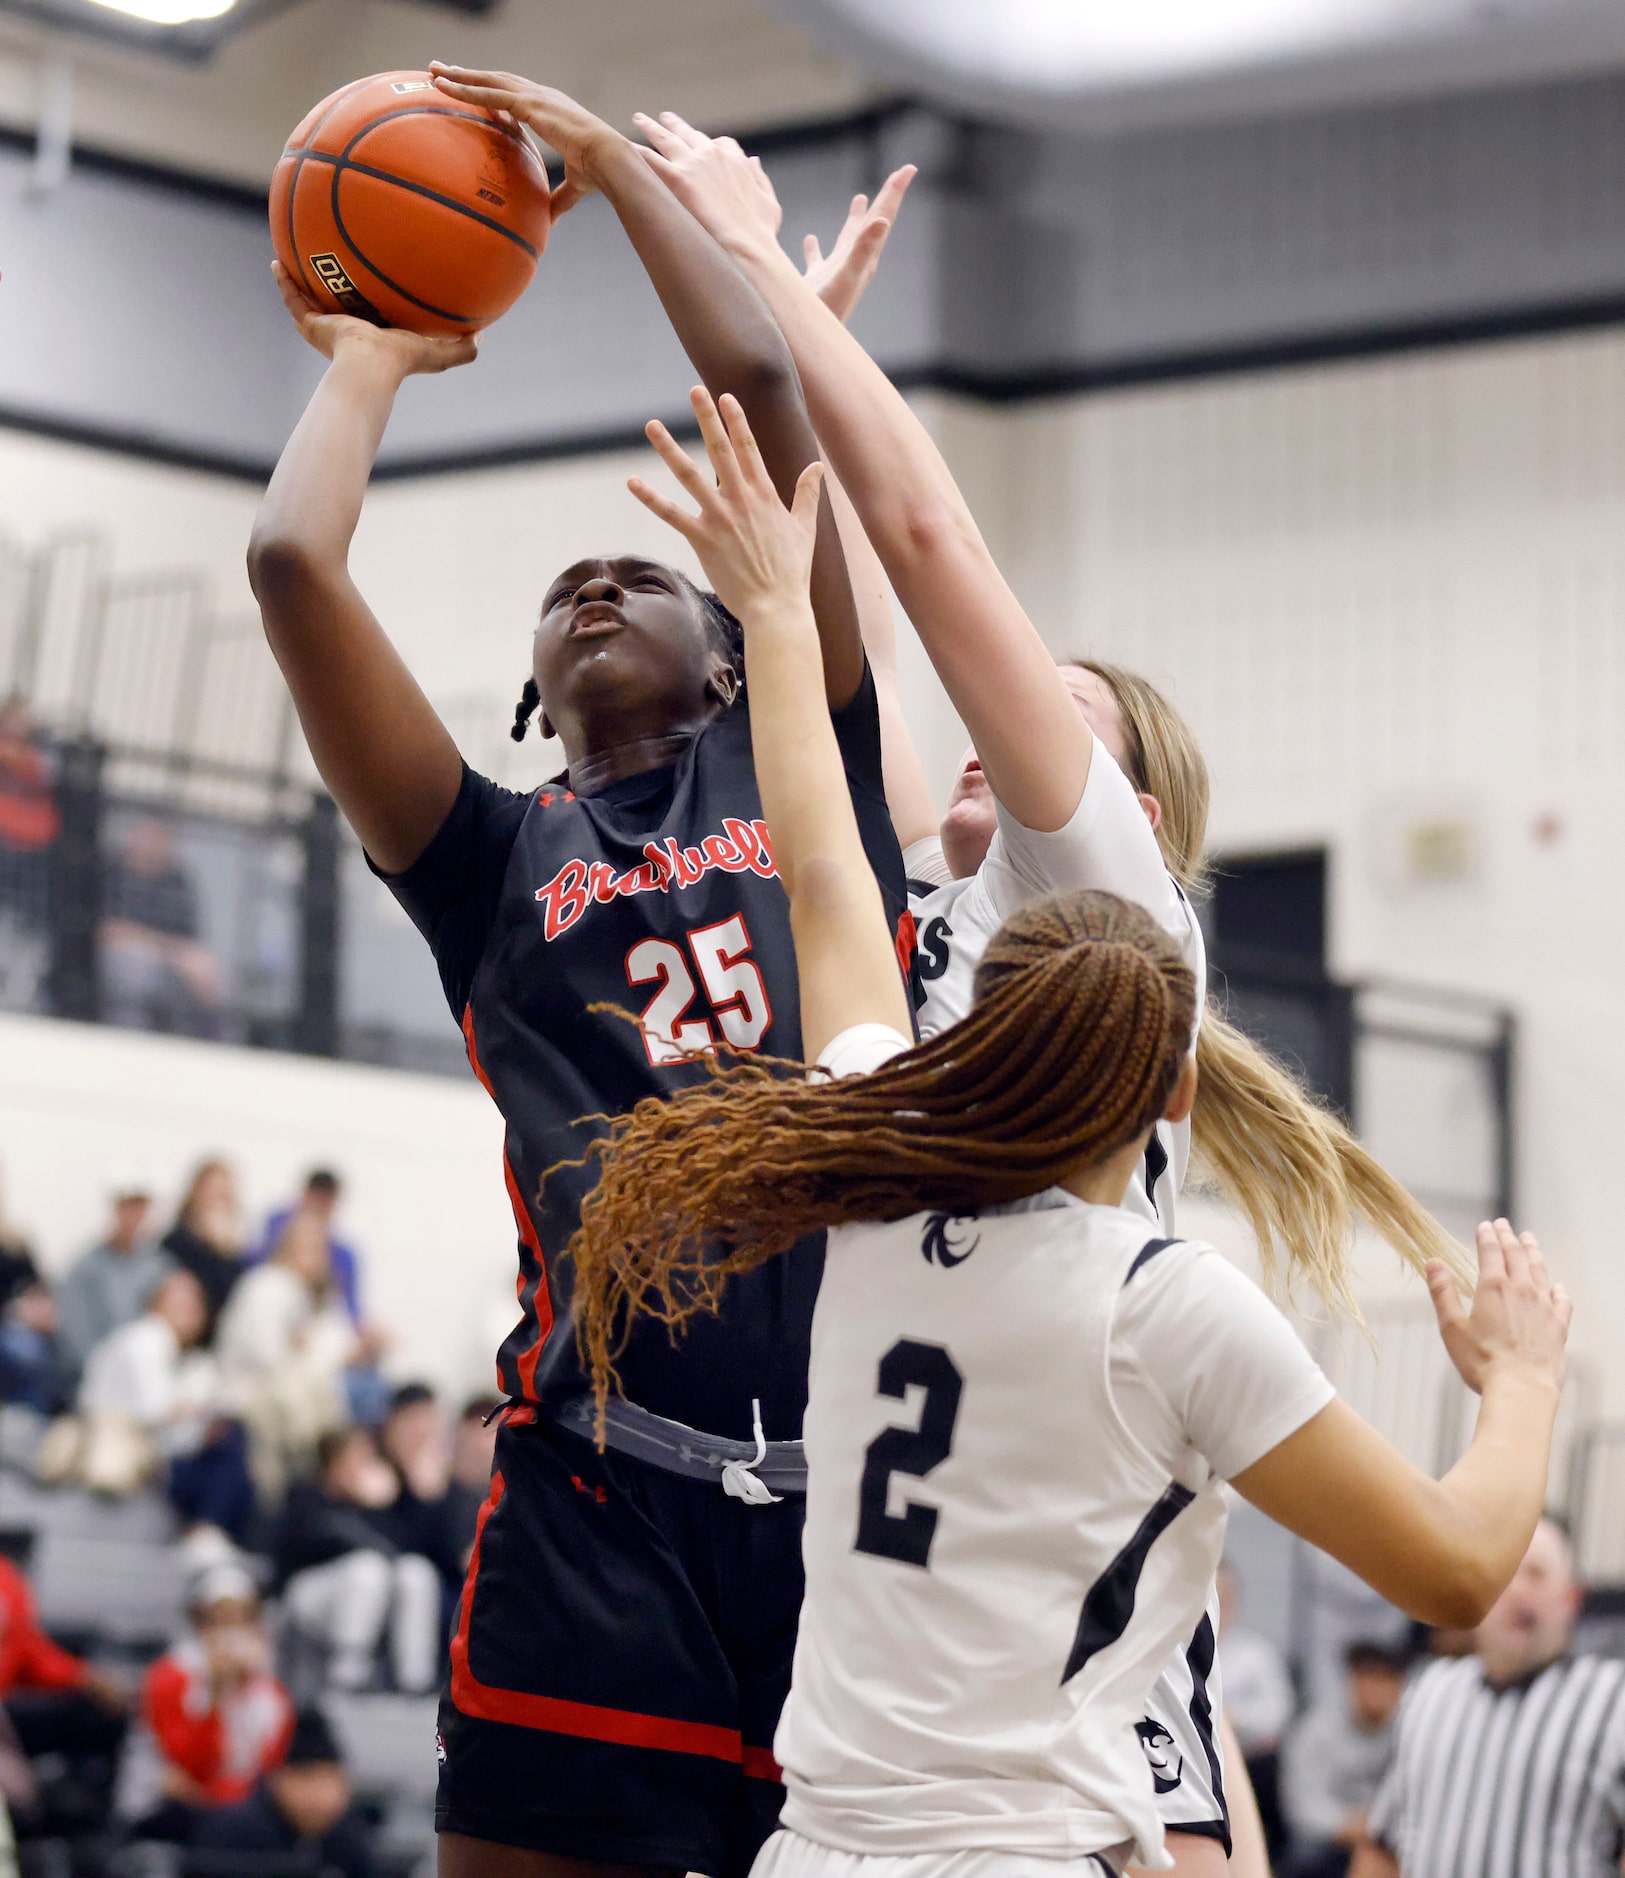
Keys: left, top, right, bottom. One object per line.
{"left": 1135, "top": 1719, "right": 1183, "bottom": 1793}
{"left": 921, "top": 1213, "right": 980, "bottom": 1268}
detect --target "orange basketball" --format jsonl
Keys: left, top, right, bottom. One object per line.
{"left": 271, "top": 71, "right": 552, "bottom": 338}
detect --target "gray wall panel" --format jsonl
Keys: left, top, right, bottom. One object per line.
{"left": 0, "top": 144, "right": 301, "bottom": 465}
{"left": 10, "top": 75, "right": 1625, "bottom": 474}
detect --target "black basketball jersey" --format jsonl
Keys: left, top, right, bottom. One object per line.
{"left": 383, "top": 668, "right": 912, "bottom": 1442}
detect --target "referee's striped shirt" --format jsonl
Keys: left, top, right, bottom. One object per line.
{"left": 1368, "top": 1652, "right": 1625, "bottom": 1876}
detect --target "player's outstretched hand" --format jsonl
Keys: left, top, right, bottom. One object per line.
{"left": 1426, "top": 1218, "right": 1571, "bottom": 1397}
{"left": 633, "top": 113, "right": 783, "bottom": 261}
{"left": 628, "top": 387, "right": 823, "bottom": 629}
{"left": 430, "top": 64, "right": 618, "bottom": 215}
{"left": 272, "top": 262, "right": 477, "bottom": 376}
{"left": 801, "top": 166, "right": 916, "bottom": 324}
{"left": 636, "top": 111, "right": 915, "bottom": 325}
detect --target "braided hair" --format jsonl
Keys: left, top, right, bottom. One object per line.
{"left": 562, "top": 889, "right": 1197, "bottom": 1422}
{"left": 510, "top": 575, "right": 744, "bottom": 743}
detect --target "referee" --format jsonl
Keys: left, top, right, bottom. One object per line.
{"left": 1351, "top": 1517, "right": 1625, "bottom": 1877}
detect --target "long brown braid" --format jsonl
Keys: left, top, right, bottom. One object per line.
{"left": 562, "top": 890, "right": 1197, "bottom": 1423}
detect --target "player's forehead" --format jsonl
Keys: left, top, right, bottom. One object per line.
{"left": 543, "top": 555, "right": 677, "bottom": 601}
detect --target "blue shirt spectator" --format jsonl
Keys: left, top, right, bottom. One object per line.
{"left": 249, "top": 1170, "right": 362, "bottom": 1327}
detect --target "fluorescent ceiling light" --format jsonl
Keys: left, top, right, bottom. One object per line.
{"left": 83, "top": 0, "right": 237, "bottom": 20}
{"left": 795, "top": 0, "right": 1396, "bottom": 92}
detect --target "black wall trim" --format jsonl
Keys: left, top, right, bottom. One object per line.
{"left": 0, "top": 401, "right": 275, "bottom": 482}
{"left": 8, "top": 290, "right": 1625, "bottom": 486}
{"left": 921, "top": 290, "right": 1625, "bottom": 402}
{"left": 0, "top": 122, "right": 272, "bottom": 215}
{"left": 0, "top": 94, "right": 916, "bottom": 220}
{"left": 371, "top": 292, "right": 1625, "bottom": 480}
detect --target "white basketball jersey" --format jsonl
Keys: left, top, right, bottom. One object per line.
{"left": 778, "top": 1194, "right": 1231, "bottom": 1869}
{"left": 905, "top": 748, "right": 1206, "bottom": 1236}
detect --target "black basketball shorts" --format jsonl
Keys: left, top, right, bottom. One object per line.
{"left": 437, "top": 1405, "right": 805, "bottom": 1877}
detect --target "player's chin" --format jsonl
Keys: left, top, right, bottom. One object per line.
{"left": 940, "top": 797, "right": 996, "bottom": 873}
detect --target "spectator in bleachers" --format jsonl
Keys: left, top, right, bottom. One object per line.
{"left": 160, "top": 1161, "right": 247, "bottom": 1348}
{"left": 445, "top": 1396, "right": 500, "bottom": 1565}
{"left": 252, "top": 1172, "right": 361, "bottom": 1328}
{"left": 54, "top": 1173, "right": 172, "bottom": 1387}
{"left": 127, "top": 1563, "right": 292, "bottom": 1845}
{"left": 1218, "top": 1558, "right": 1296, "bottom": 1855}
{"left": 101, "top": 818, "right": 221, "bottom": 1040}
{"left": 71, "top": 1270, "right": 256, "bottom": 1544}
{"left": 191, "top": 1706, "right": 375, "bottom": 1878}
{"left": 273, "top": 1428, "right": 441, "bottom": 1695}
{"left": 0, "top": 1551, "right": 129, "bottom": 1840}
{"left": 0, "top": 1165, "right": 64, "bottom": 1415}
{"left": 0, "top": 697, "right": 57, "bottom": 949}
{"left": 250, "top": 1171, "right": 391, "bottom": 1429}
{"left": 377, "top": 1384, "right": 467, "bottom": 1615}
{"left": 1280, "top": 1640, "right": 1409, "bottom": 1878}
{"left": 216, "top": 1215, "right": 355, "bottom": 1503}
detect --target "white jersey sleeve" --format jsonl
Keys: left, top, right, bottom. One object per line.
{"left": 982, "top": 745, "right": 1188, "bottom": 942}
{"left": 902, "top": 836, "right": 954, "bottom": 891}
{"left": 1112, "top": 1241, "right": 1336, "bottom": 1485}
{"left": 817, "top": 1024, "right": 912, "bottom": 1080}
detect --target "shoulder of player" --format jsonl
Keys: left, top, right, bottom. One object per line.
{"left": 907, "top": 870, "right": 976, "bottom": 917}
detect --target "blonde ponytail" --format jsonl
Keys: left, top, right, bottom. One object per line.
{"left": 1074, "top": 660, "right": 1474, "bottom": 1306}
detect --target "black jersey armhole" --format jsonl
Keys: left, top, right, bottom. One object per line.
{"left": 1123, "top": 1237, "right": 1183, "bottom": 1287}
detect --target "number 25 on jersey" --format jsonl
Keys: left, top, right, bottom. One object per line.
{"left": 625, "top": 915, "right": 773, "bottom": 1066}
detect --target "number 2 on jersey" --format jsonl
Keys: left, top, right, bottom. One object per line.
{"left": 854, "top": 1339, "right": 964, "bottom": 1570}
{"left": 625, "top": 915, "right": 772, "bottom": 1066}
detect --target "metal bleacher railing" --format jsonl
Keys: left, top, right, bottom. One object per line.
{"left": 1214, "top": 957, "right": 1623, "bottom": 1690}
{"left": 0, "top": 526, "right": 501, "bottom": 1074}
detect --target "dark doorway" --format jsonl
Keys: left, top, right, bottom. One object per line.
{"left": 1205, "top": 847, "right": 1352, "bottom": 1114}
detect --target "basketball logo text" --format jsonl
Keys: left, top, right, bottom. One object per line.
{"left": 391, "top": 80, "right": 434, "bottom": 94}
{"left": 308, "top": 254, "right": 384, "bottom": 325}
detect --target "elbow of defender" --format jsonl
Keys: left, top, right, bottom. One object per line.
{"left": 1401, "top": 1542, "right": 1508, "bottom": 1630}
{"left": 247, "top": 525, "right": 327, "bottom": 608}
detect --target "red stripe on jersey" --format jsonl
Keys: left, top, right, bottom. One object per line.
{"left": 450, "top": 1473, "right": 745, "bottom": 1763}
{"left": 461, "top": 1003, "right": 496, "bottom": 1099}
{"left": 741, "top": 1745, "right": 783, "bottom": 1783}
{"left": 504, "top": 1153, "right": 554, "bottom": 1398}
{"left": 465, "top": 1004, "right": 557, "bottom": 1399}
{"left": 894, "top": 907, "right": 918, "bottom": 979}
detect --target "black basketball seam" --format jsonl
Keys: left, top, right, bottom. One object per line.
{"left": 326, "top": 104, "right": 543, "bottom": 325}
{"left": 326, "top": 162, "right": 483, "bottom": 327}
{"left": 279, "top": 73, "right": 378, "bottom": 304}
{"left": 342, "top": 103, "right": 541, "bottom": 252}
{"left": 292, "top": 148, "right": 542, "bottom": 261}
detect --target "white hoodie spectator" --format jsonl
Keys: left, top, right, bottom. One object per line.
{"left": 79, "top": 1270, "right": 217, "bottom": 1456}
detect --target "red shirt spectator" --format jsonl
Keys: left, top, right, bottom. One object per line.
{"left": 0, "top": 1554, "right": 89, "bottom": 1696}
{"left": 0, "top": 699, "right": 58, "bottom": 857}
{"left": 143, "top": 1567, "right": 292, "bottom": 1808}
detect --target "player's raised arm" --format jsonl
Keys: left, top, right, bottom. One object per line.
{"left": 428, "top": 68, "right": 867, "bottom": 711}
{"left": 635, "top": 118, "right": 1090, "bottom": 839}
{"left": 1232, "top": 1220, "right": 1570, "bottom": 1626}
{"left": 629, "top": 389, "right": 910, "bottom": 1061}
{"left": 247, "top": 268, "right": 470, "bottom": 875}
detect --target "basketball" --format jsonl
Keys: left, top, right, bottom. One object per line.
{"left": 270, "top": 70, "right": 552, "bottom": 338}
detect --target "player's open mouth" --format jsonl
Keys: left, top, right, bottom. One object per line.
{"left": 568, "top": 609, "right": 627, "bottom": 639}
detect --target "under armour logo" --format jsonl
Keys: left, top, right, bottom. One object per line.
{"left": 921, "top": 1213, "right": 980, "bottom": 1268}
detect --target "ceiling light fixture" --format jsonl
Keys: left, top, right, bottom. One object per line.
{"left": 83, "top": 0, "right": 237, "bottom": 20}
